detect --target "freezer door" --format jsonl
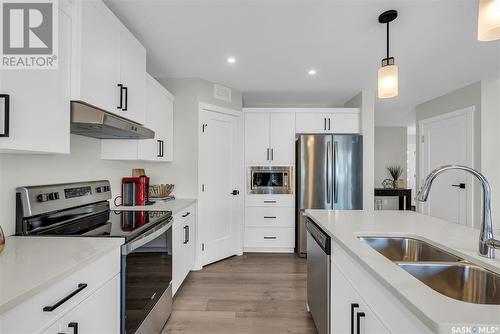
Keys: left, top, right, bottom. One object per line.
{"left": 333, "top": 134, "right": 363, "bottom": 210}
{"left": 296, "top": 134, "right": 333, "bottom": 210}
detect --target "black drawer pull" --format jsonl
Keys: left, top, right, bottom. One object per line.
{"left": 0, "top": 94, "right": 10, "bottom": 137}
{"left": 43, "top": 283, "right": 87, "bottom": 312}
{"left": 123, "top": 86, "right": 128, "bottom": 111}
{"left": 356, "top": 312, "right": 365, "bottom": 334}
{"left": 68, "top": 322, "right": 78, "bottom": 334}
{"left": 263, "top": 200, "right": 276, "bottom": 203}
{"left": 182, "top": 212, "right": 191, "bottom": 218}
{"left": 350, "top": 303, "right": 359, "bottom": 334}
{"left": 263, "top": 216, "right": 277, "bottom": 219}
{"left": 263, "top": 236, "right": 277, "bottom": 240}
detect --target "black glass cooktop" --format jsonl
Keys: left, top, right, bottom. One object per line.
{"left": 28, "top": 208, "right": 171, "bottom": 242}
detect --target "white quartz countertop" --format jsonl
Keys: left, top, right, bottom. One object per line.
{"left": 0, "top": 236, "right": 124, "bottom": 314}
{"left": 305, "top": 209, "right": 500, "bottom": 333}
{"left": 111, "top": 198, "right": 196, "bottom": 214}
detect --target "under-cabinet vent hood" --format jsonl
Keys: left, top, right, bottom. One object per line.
{"left": 70, "top": 101, "right": 154, "bottom": 139}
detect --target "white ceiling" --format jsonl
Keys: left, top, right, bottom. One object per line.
{"left": 105, "top": 0, "right": 500, "bottom": 126}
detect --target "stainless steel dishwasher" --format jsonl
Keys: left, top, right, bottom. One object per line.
{"left": 306, "top": 217, "right": 331, "bottom": 334}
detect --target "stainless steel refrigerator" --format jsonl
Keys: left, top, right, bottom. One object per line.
{"left": 296, "top": 134, "right": 363, "bottom": 255}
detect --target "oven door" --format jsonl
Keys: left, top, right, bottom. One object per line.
{"left": 121, "top": 218, "right": 173, "bottom": 334}
{"left": 248, "top": 166, "right": 293, "bottom": 194}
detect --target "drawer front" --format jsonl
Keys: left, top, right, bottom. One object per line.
{"left": 245, "top": 207, "right": 294, "bottom": 227}
{"left": 245, "top": 194, "right": 294, "bottom": 207}
{"left": 244, "top": 227, "right": 295, "bottom": 248}
{"left": 1, "top": 248, "right": 120, "bottom": 334}
{"left": 173, "top": 204, "right": 196, "bottom": 228}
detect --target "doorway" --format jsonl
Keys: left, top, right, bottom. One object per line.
{"left": 198, "top": 104, "right": 244, "bottom": 266}
{"left": 418, "top": 107, "right": 474, "bottom": 226}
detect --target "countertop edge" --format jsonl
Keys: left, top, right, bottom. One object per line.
{"left": 0, "top": 238, "right": 124, "bottom": 315}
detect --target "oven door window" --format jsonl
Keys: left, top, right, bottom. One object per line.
{"left": 252, "top": 172, "right": 286, "bottom": 188}
{"left": 123, "top": 226, "right": 172, "bottom": 333}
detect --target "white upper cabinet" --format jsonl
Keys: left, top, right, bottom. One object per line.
{"left": 244, "top": 113, "right": 270, "bottom": 164}
{"left": 244, "top": 111, "right": 295, "bottom": 165}
{"left": 0, "top": 1, "right": 72, "bottom": 154}
{"left": 72, "top": 0, "right": 146, "bottom": 124}
{"left": 295, "top": 109, "right": 360, "bottom": 134}
{"left": 101, "top": 74, "right": 174, "bottom": 161}
{"left": 269, "top": 113, "right": 296, "bottom": 164}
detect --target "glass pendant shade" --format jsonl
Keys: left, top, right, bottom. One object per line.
{"left": 478, "top": 0, "right": 500, "bottom": 41}
{"left": 378, "top": 64, "right": 398, "bottom": 99}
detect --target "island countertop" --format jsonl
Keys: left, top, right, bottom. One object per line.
{"left": 304, "top": 209, "right": 500, "bottom": 333}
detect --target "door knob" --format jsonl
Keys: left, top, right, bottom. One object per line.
{"left": 231, "top": 190, "right": 240, "bottom": 196}
{"left": 452, "top": 183, "right": 466, "bottom": 189}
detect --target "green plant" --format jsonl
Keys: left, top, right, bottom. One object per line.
{"left": 387, "top": 165, "right": 403, "bottom": 181}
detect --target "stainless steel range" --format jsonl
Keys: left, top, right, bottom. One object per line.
{"left": 16, "top": 180, "right": 173, "bottom": 334}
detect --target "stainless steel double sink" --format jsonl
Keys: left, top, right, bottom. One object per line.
{"left": 358, "top": 236, "right": 500, "bottom": 305}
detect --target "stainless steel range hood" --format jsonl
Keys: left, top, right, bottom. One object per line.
{"left": 70, "top": 101, "right": 154, "bottom": 139}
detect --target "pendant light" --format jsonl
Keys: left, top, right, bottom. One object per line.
{"left": 478, "top": 0, "right": 500, "bottom": 41}
{"left": 378, "top": 10, "right": 399, "bottom": 99}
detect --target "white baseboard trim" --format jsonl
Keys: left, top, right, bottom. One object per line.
{"left": 243, "top": 247, "right": 294, "bottom": 253}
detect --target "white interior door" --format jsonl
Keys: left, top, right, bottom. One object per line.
{"left": 199, "top": 108, "right": 242, "bottom": 266}
{"left": 419, "top": 108, "right": 473, "bottom": 226}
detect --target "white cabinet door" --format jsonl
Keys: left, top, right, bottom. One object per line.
{"left": 269, "top": 113, "right": 295, "bottom": 164}
{"left": 328, "top": 112, "right": 360, "bottom": 134}
{"left": 295, "top": 112, "right": 327, "bottom": 134}
{"left": 119, "top": 34, "right": 146, "bottom": 124}
{"left": 40, "top": 320, "right": 63, "bottom": 334}
{"left": 162, "top": 93, "right": 174, "bottom": 161}
{"left": 172, "top": 223, "right": 185, "bottom": 295}
{"left": 0, "top": 4, "right": 71, "bottom": 154}
{"left": 245, "top": 113, "right": 270, "bottom": 164}
{"left": 61, "top": 275, "right": 120, "bottom": 334}
{"left": 332, "top": 264, "right": 388, "bottom": 334}
{"left": 75, "top": 1, "right": 121, "bottom": 113}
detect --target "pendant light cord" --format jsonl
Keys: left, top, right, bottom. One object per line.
{"left": 386, "top": 22, "right": 390, "bottom": 59}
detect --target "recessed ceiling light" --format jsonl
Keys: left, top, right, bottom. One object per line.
{"left": 308, "top": 69, "right": 317, "bottom": 76}
{"left": 227, "top": 57, "right": 236, "bottom": 64}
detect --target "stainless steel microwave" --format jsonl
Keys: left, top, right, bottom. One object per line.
{"left": 247, "top": 166, "right": 293, "bottom": 194}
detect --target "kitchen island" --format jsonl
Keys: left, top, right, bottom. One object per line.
{"left": 305, "top": 209, "right": 500, "bottom": 334}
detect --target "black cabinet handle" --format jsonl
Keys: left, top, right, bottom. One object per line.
{"left": 263, "top": 216, "right": 277, "bottom": 219}
{"left": 452, "top": 183, "right": 466, "bottom": 189}
{"left": 43, "top": 283, "right": 87, "bottom": 312}
{"left": 68, "top": 322, "right": 78, "bottom": 334}
{"left": 0, "top": 94, "right": 9, "bottom": 137}
{"left": 263, "top": 236, "right": 277, "bottom": 240}
{"left": 161, "top": 140, "right": 164, "bottom": 157}
{"left": 117, "top": 84, "right": 123, "bottom": 109}
{"left": 356, "top": 312, "right": 365, "bottom": 334}
{"left": 350, "top": 303, "right": 359, "bottom": 334}
{"left": 263, "top": 200, "right": 276, "bottom": 203}
{"left": 157, "top": 140, "right": 164, "bottom": 158}
{"left": 182, "top": 212, "right": 191, "bottom": 218}
{"left": 328, "top": 118, "right": 331, "bottom": 131}
{"left": 123, "top": 86, "right": 128, "bottom": 111}
{"left": 183, "top": 225, "right": 189, "bottom": 244}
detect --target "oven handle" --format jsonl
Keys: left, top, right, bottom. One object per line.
{"left": 121, "top": 219, "right": 172, "bottom": 255}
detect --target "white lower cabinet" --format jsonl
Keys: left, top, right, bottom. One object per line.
{"left": 57, "top": 275, "right": 120, "bottom": 334}
{"left": 172, "top": 204, "right": 197, "bottom": 295}
{"left": 331, "top": 242, "right": 432, "bottom": 334}
{"left": 331, "top": 264, "right": 387, "bottom": 334}
{"left": 0, "top": 248, "right": 120, "bottom": 334}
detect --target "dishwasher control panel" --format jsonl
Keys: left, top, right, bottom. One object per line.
{"left": 305, "top": 217, "right": 331, "bottom": 254}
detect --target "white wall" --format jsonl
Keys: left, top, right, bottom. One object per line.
{"left": 159, "top": 78, "right": 243, "bottom": 199}
{"left": 481, "top": 78, "right": 500, "bottom": 232}
{"left": 0, "top": 135, "right": 177, "bottom": 237}
{"left": 345, "top": 90, "right": 375, "bottom": 211}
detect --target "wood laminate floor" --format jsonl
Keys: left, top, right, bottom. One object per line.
{"left": 162, "top": 253, "right": 317, "bottom": 334}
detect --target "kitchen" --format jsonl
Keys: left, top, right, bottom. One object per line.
{"left": 0, "top": 1, "right": 500, "bottom": 334}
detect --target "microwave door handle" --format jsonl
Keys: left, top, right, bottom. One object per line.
{"left": 122, "top": 220, "right": 171, "bottom": 255}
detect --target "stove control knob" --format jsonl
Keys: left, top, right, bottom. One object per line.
{"left": 37, "top": 194, "right": 48, "bottom": 202}
{"left": 96, "top": 187, "right": 102, "bottom": 193}
{"left": 54, "top": 192, "right": 60, "bottom": 200}
{"left": 48, "top": 193, "right": 55, "bottom": 200}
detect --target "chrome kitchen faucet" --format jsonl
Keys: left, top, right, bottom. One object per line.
{"left": 417, "top": 165, "right": 500, "bottom": 259}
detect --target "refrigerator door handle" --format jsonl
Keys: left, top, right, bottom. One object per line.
{"left": 334, "top": 141, "right": 339, "bottom": 204}
{"left": 326, "top": 141, "right": 332, "bottom": 204}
